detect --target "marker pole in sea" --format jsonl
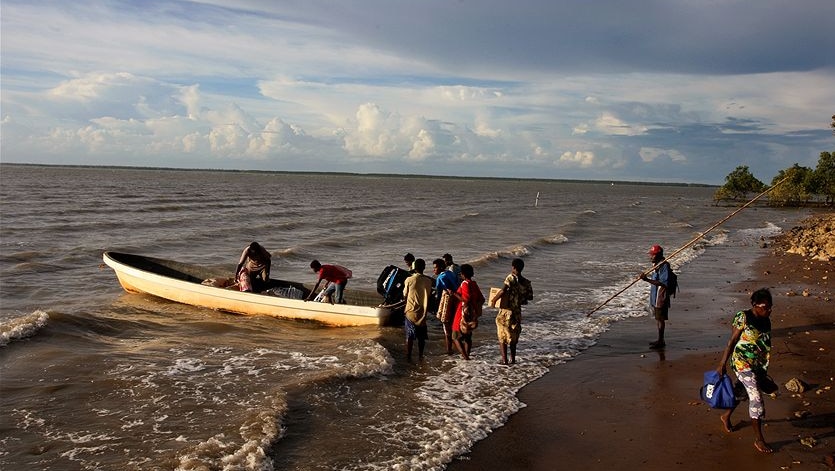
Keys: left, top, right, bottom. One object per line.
{"left": 535, "top": 192, "right": 540, "bottom": 207}
{"left": 585, "top": 175, "right": 790, "bottom": 317}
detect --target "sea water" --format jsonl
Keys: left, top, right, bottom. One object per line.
{"left": 0, "top": 164, "right": 806, "bottom": 470}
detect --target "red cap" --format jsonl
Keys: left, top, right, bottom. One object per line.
{"left": 648, "top": 244, "right": 663, "bottom": 255}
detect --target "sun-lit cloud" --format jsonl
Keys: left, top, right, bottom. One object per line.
{"left": 558, "top": 151, "right": 597, "bottom": 168}
{"left": 594, "top": 113, "right": 648, "bottom": 137}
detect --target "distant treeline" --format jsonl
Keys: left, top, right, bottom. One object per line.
{"left": 0, "top": 162, "right": 715, "bottom": 188}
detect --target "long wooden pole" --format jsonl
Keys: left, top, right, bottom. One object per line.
{"left": 586, "top": 176, "right": 790, "bottom": 317}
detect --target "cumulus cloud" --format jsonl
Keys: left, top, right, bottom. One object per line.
{"left": 473, "top": 116, "right": 501, "bottom": 138}
{"left": 342, "top": 103, "right": 450, "bottom": 162}
{"left": 559, "top": 151, "right": 596, "bottom": 167}
{"left": 436, "top": 85, "right": 503, "bottom": 102}
{"left": 343, "top": 103, "right": 401, "bottom": 157}
{"left": 640, "top": 147, "right": 687, "bottom": 163}
{"left": 1, "top": 0, "right": 833, "bottom": 183}
{"left": 572, "top": 123, "right": 590, "bottom": 135}
{"left": 594, "top": 112, "right": 648, "bottom": 137}
{"left": 48, "top": 72, "right": 184, "bottom": 120}
{"left": 408, "top": 129, "right": 436, "bottom": 161}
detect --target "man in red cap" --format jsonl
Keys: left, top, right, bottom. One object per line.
{"left": 639, "top": 244, "right": 671, "bottom": 349}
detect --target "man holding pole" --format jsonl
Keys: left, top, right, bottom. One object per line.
{"left": 586, "top": 177, "right": 788, "bottom": 319}
{"left": 639, "top": 244, "right": 671, "bottom": 349}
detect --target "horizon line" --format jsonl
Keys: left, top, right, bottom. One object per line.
{"left": 0, "top": 162, "right": 718, "bottom": 188}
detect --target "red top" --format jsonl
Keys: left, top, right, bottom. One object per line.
{"left": 452, "top": 279, "right": 480, "bottom": 333}
{"left": 318, "top": 264, "right": 351, "bottom": 284}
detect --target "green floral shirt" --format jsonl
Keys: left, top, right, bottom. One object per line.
{"left": 731, "top": 310, "right": 771, "bottom": 373}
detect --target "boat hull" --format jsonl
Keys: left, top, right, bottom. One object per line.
{"left": 103, "top": 252, "right": 391, "bottom": 326}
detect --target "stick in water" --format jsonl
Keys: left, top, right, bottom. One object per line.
{"left": 586, "top": 175, "right": 790, "bottom": 317}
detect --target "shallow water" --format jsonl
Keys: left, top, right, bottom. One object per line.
{"left": 0, "top": 164, "right": 808, "bottom": 470}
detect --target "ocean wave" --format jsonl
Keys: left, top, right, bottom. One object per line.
{"left": 542, "top": 233, "right": 569, "bottom": 245}
{"left": 172, "top": 340, "right": 393, "bottom": 470}
{"left": 0, "top": 310, "right": 49, "bottom": 347}
{"left": 175, "top": 394, "right": 288, "bottom": 471}
{"left": 335, "top": 340, "right": 396, "bottom": 378}
{"left": 0, "top": 250, "right": 42, "bottom": 263}
{"left": 357, "top": 313, "right": 602, "bottom": 471}
{"left": 670, "top": 221, "right": 695, "bottom": 229}
{"left": 465, "top": 234, "right": 566, "bottom": 268}
{"left": 737, "top": 221, "right": 783, "bottom": 243}
{"left": 466, "top": 247, "right": 527, "bottom": 268}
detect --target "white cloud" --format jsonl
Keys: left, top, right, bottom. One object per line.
{"left": 473, "top": 116, "right": 501, "bottom": 138}
{"left": 640, "top": 147, "right": 688, "bottom": 163}
{"left": 343, "top": 103, "right": 400, "bottom": 157}
{"left": 47, "top": 72, "right": 183, "bottom": 120}
{"left": 1, "top": 0, "right": 833, "bottom": 183}
{"left": 180, "top": 85, "right": 202, "bottom": 120}
{"left": 572, "top": 123, "right": 590, "bottom": 135}
{"left": 558, "top": 151, "right": 596, "bottom": 167}
{"left": 436, "top": 86, "right": 503, "bottom": 102}
{"left": 594, "top": 112, "right": 648, "bottom": 136}
{"left": 408, "top": 129, "right": 436, "bottom": 161}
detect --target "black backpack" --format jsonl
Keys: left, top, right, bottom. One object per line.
{"left": 518, "top": 275, "right": 534, "bottom": 305}
{"left": 664, "top": 262, "right": 678, "bottom": 299}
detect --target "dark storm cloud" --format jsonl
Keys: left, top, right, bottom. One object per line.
{"left": 306, "top": 0, "right": 835, "bottom": 75}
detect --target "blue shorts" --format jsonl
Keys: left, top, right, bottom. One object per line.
{"left": 404, "top": 319, "right": 428, "bottom": 341}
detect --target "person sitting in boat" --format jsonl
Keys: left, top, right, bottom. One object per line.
{"left": 236, "top": 242, "right": 272, "bottom": 292}
{"left": 306, "top": 260, "right": 352, "bottom": 304}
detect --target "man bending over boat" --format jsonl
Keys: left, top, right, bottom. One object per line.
{"left": 236, "top": 242, "right": 271, "bottom": 292}
{"left": 306, "top": 260, "right": 352, "bottom": 304}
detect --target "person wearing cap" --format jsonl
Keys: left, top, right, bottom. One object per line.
{"left": 639, "top": 244, "right": 671, "bottom": 349}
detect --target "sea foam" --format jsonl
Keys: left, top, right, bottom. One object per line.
{"left": 0, "top": 309, "right": 49, "bottom": 347}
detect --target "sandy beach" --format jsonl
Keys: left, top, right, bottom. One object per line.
{"left": 449, "top": 214, "right": 834, "bottom": 471}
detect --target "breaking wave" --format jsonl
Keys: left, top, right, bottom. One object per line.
{"left": 0, "top": 310, "right": 49, "bottom": 347}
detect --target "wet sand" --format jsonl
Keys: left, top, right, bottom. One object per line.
{"left": 449, "top": 236, "right": 834, "bottom": 470}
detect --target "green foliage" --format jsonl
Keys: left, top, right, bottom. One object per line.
{"left": 717, "top": 117, "right": 833, "bottom": 207}
{"left": 713, "top": 166, "right": 766, "bottom": 202}
{"left": 812, "top": 151, "right": 835, "bottom": 204}
{"left": 768, "top": 164, "right": 815, "bottom": 206}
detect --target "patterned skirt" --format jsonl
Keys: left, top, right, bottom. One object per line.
{"left": 495, "top": 309, "right": 521, "bottom": 344}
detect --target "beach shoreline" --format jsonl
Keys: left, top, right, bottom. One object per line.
{"left": 448, "top": 215, "right": 834, "bottom": 470}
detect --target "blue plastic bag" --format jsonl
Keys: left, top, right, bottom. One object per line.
{"left": 700, "top": 370, "right": 737, "bottom": 409}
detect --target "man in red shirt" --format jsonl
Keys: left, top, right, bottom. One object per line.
{"left": 306, "top": 260, "right": 352, "bottom": 304}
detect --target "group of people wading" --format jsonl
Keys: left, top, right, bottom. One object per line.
{"left": 236, "top": 243, "right": 536, "bottom": 365}
{"left": 237, "top": 240, "right": 774, "bottom": 453}
{"left": 378, "top": 253, "right": 533, "bottom": 364}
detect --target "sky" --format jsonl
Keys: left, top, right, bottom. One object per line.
{"left": 1, "top": 0, "right": 834, "bottom": 184}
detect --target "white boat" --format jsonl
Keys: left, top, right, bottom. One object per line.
{"left": 102, "top": 251, "right": 392, "bottom": 326}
